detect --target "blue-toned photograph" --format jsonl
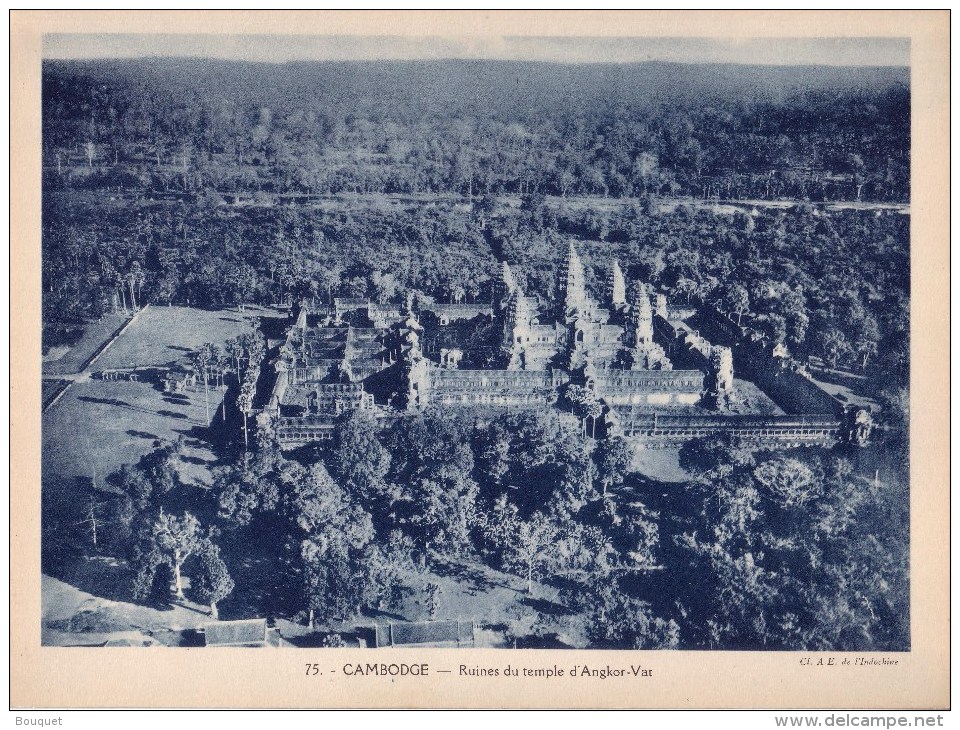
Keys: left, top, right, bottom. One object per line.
{"left": 40, "top": 34, "right": 909, "bottom": 651}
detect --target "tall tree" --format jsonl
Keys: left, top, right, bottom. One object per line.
{"left": 286, "top": 463, "right": 375, "bottom": 625}
{"left": 152, "top": 509, "right": 203, "bottom": 600}
{"left": 225, "top": 337, "right": 244, "bottom": 385}
{"left": 330, "top": 411, "right": 393, "bottom": 503}
{"left": 753, "top": 456, "right": 822, "bottom": 508}
{"left": 503, "top": 512, "right": 558, "bottom": 595}
{"left": 213, "top": 450, "right": 283, "bottom": 526}
{"left": 595, "top": 437, "right": 633, "bottom": 498}
{"left": 193, "top": 540, "right": 235, "bottom": 620}
{"left": 237, "top": 380, "right": 255, "bottom": 452}
{"left": 818, "top": 327, "right": 853, "bottom": 370}
{"left": 721, "top": 283, "right": 750, "bottom": 325}
{"left": 191, "top": 344, "right": 213, "bottom": 425}
{"left": 363, "top": 530, "right": 422, "bottom": 611}
{"left": 579, "top": 578, "right": 680, "bottom": 649}
{"left": 564, "top": 384, "right": 598, "bottom": 438}
{"left": 855, "top": 315, "right": 881, "bottom": 370}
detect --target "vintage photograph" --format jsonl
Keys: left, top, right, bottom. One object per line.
{"left": 39, "top": 32, "right": 911, "bottom": 653}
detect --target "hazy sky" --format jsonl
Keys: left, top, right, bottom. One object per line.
{"left": 43, "top": 34, "right": 910, "bottom": 67}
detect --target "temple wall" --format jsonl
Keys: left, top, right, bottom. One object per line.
{"left": 265, "top": 369, "right": 288, "bottom": 415}
{"left": 429, "top": 369, "right": 560, "bottom": 389}
{"left": 349, "top": 363, "right": 384, "bottom": 381}
{"left": 591, "top": 370, "right": 704, "bottom": 407}
{"left": 276, "top": 415, "right": 336, "bottom": 447}
{"left": 653, "top": 315, "right": 712, "bottom": 369}
{"left": 269, "top": 273, "right": 848, "bottom": 450}
{"left": 528, "top": 324, "right": 561, "bottom": 343}
{"left": 426, "top": 368, "right": 563, "bottom": 406}
{"left": 431, "top": 391, "right": 554, "bottom": 406}
{"left": 666, "top": 305, "right": 697, "bottom": 321}
{"left": 610, "top": 412, "right": 841, "bottom": 447}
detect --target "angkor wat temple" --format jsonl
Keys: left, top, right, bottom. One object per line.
{"left": 261, "top": 242, "right": 870, "bottom": 449}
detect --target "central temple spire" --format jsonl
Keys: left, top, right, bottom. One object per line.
{"left": 559, "top": 240, "right": 587, "bottom": 319}
{"left": 627, "top": 281, "right": 654, "bottom": 346}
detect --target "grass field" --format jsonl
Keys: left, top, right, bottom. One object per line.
{"left": 41, "top": 378, "right": 71, "bottom": 409}
{"left": 42, "top": 377, "right": 221, "bottom": 488}
{"left": 42, "top": 305, "right": 286, "bottom": 504}
{"left": 92, "top": 305, "right": 277, "bottom": 371}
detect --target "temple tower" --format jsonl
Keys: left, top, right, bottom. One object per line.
{"left": 704, "top": 345, "right": 735, "bottom": 408}
{"left": 401, "top": 311, "right": 424, "bottom": 359}
{"left": 626, "top": 283, "right": 654, "bottom": 348}
{"left": 655, "top": 293, "right": 668, "bottom": 319}
{"left": 609, "top": 260, "right": 627, "bottom": 309}
{"left": 502, "top": 289, "right": 532, "bottom": 348}
{"left": 503, "top": 288, "right": 533, "bottom": 369}
{"left": 712, "top": 346, "right": 734, "bottom": 395}
{"left": 558, "top": 241, "right": 588, "bottom": 319}
{"left": 496, "top": 261, "right": 519, "bottom": 310}
{"left": 621, "top": 280, "right": 671, "bottom": 370}
{"left": 397, "top": 310, "right": 430, "bottom": 411}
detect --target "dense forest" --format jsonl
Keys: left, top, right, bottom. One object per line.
{"left": 43, "top": 58, "right": 908, "bottom": 202}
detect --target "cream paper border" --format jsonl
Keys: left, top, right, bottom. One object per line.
{"left": 10, "top": 10, "right": 949, "bottom": 710}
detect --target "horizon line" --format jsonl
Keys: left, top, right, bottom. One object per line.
{"left": 42, "top": 34, "right": 911, "bottom": 68}
{"left": 43, "top": 55, "right": 911, "bottom": 70}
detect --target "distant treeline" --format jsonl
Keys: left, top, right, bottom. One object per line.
{"left": 42, "top": 58, "right": 909, "bottom": 202}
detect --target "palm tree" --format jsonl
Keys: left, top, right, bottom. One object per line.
{"left": 191, "top": 344, "right": 213, "bottom": 425}
{"left": 208, "top": 345, "right": 226, "bottom": 388}
{"left": 564, "top": 385, "right": 594, "bottom": 438}
{"left": 246, "top": 331, "right": 266, "bottom": 371}
{"left": 209, "top": 345, "right": 229, "bottom": 419}
{"left": 585, "top": 399, "right": 604, "bottom": 439}
{"left": 116, "top": 275, "right": 128, "bottom": 313}
{"left": 127, "top": 261, "right": 144, "bottom": 311}
{"left": 237, "top": 381, "right": 255, "bottom": 451}
{"left": 225, "top": 337, "right": 244, "bottom": 384}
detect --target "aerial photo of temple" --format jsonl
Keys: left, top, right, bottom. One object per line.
{"left": 262, "top": 242, "right": 871, "bottom": 449}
